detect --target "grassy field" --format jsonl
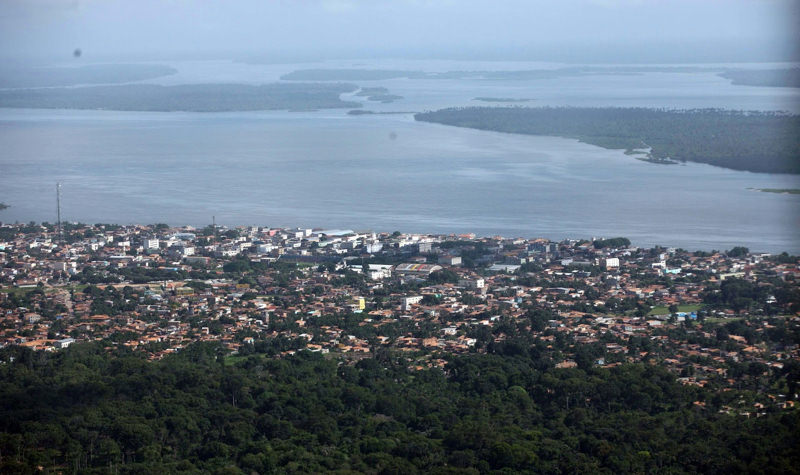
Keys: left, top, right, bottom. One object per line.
{"left": 0, "top": 287, "right": 34, "bottom": 297}
{"left": 647, "top": 304, "right": 702, "bottom": 316}
{"left": 704, "top": 316, "right": 745, "bottom": 324}
{"left": 224, "top": 354, "right": 252, "bottom": 366}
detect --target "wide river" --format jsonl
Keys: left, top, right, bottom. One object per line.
{"left": 1, "top": 59, "right": 799, "bottom": 252}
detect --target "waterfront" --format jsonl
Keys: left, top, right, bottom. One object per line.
{"left": 1, "top": 60, "right": 798, "bottom": 252}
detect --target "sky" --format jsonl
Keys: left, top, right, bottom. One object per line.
{"left": 0, "top": 0, "right": 797, "bottom": 64}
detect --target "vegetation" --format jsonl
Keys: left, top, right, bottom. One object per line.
{"left": 0, "top": 342, "right": 798, "bottom": 474}
{"left": 593, "top": 237, "right": 631, "bottom": 249}
{"left": 366, "top": 94, "right": 403, "bottom": 103}
{"left": 355, "top": 87, "right": 404, "bottom": 103}
{"left": 415, "top": 107, "right": 800, "bottom": 174}
{"left": 647, "top": 304, "right": 702, "bottom": 316}
{"left": 719, "top": 69, "right": 800, "bottom": 88}
{"left": 356, "top": 87, "right": 390, "bottom": 96}
{"left": 727, "top": 246, "right": 750, "bottom": 258}
{"left": 0, "top": 83, "right": 361, "bottom": 112}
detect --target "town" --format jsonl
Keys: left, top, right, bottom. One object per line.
{"left": 1, "top": 221, "right": 798, "bottom": 412}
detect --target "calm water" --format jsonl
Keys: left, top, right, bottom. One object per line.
{"left": 1, "top": 60, "right": 799, "bottom": 252}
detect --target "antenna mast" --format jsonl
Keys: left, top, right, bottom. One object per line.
{"left": 56, "top": 182, "right": 62, "bottom": 242}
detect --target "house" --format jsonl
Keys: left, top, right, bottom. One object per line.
{"left": 56, "top": 337, "right": 75, "bottom": 349}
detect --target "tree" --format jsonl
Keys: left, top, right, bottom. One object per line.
{"left": 668, "top": 304, "right": 679, "bottom": 314}
{"left": 726, "top": 246, "right": 749, "bottom": 258}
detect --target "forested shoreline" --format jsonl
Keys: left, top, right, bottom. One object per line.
{"left": 415, "top": 107, "right": 800, "bottom": 174}
{"left": 0, "top": 83, "right": 360, "bottom": 112}
{"left": 1, "top": 342, "right": 797, "bottom": 474}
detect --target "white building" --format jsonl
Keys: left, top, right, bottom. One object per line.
{"left": 458, "top": 278, "right": 485, "bottom": 289}
{"left": 55, "top": 337, "right": 75, "bottom": 349}
{"left": 439, "top": 255, "right": 462, "bottom": 266}
{"left": 604, "top": 258, "right": 620, "bottom": 269}
{"left": 401, "top": 295, "right": 424, "bottom": 311}
{"left": 367, "top": 264, "right": 392, "bottom": 280}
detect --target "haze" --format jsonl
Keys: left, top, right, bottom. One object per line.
{"left": 1, "top": 0, "right": 798, "bottom": 64}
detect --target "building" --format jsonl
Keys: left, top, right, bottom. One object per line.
{"left": 604, "top": 258, "right": 620, "bottom": 269}
{"left": 55, "top": 337, "right": 75, "bottom": 349}
{"left": 402, "top": 295, "right": 424, "bottom": 311}
{"left": 488, "top": 264, "right": 521, "bottom": 273}
{"left": 458, "top": 278, "right": 485, "bottom": 289}
{"left": 417, "top": 242, "right": 433, "bottom": 253}
{"left": 439, "top": 255, "right": 462, "bottom": 266}
{"left": 394, "top": 263, "right": 442, "bottom": 277}
{"left": 364, "top": 242, "right": 383, "bottom": 254}
{"left": 366, "top": 264, "right": 392, "bottom": 280}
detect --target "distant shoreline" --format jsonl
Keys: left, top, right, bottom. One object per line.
{"left": 0, "top": 83, "right": 361, "bottom": 112}
{"left": 747, "top": 188, "right": 800, "bottom": 195}
{"left": 415, "top": 107, "right": 800, "bottom": 175}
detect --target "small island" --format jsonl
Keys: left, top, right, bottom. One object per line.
{"left": 355, "top": 87, "right": 404, "bottom": 103}
{"left": 415, "top": 107, "right": 800, "bottom": 174}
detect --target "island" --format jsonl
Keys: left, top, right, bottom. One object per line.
{"left": 415, "top": 107, "right": 800, "bottom": 174}
{"left": 0, "top": 83, "right": 361, "bottom": 112}
{"left": 355, "top": 87, "right": 404, "bottom": 103}
{"left": 0, "top": 63, "right": 178, "bottom": 88}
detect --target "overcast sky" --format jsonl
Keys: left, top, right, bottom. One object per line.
{"left": 1, "top": 0, "right": 797, "bottom": 64}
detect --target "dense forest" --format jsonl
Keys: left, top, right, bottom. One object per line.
{"left": 415, "top": 107, "right": 800, "bottom": 174}
{"left": 0, "top": 83, "right": 360, "bottom": 112}
{"left": 1, "top": 342, "right": 798, "bottom": 474}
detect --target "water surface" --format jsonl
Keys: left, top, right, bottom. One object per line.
{"left": 0, "top": 60, "right": 798, "bottom": 252}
